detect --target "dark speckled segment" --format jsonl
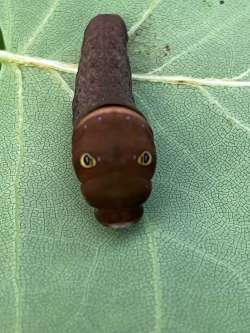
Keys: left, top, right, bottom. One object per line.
{"left": 72, "top": 14, "right": 142, "bottom": 123}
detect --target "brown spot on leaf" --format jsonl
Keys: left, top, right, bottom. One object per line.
{"left": 164, "top": 44, "right": 171, "bottom": 56}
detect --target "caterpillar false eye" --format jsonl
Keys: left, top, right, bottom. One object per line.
{"left": 137, "top": 151, "right": 152, "bottom": 166}
{"left": 72, "top": 14, "right": 157, "bottom": 229}
{"left": 80, "top": 153, "right": 96, "bottom": 168}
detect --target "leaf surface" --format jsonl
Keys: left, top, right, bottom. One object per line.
{"left": 0, "top": 1, "right": 250, "bottom": 332}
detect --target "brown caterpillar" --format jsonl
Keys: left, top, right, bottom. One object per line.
{"left": 72, "top": 14, "right": 157, "bottom": 229}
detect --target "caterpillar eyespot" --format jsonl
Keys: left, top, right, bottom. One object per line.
{"left": 80, "top": 153, "right": 96, "bottom": 168}
{"left": 72, "top": 14, "right": 157, "bottom": 228}
{"left": 137, "top": 151, "right": 152, "bottom": 166}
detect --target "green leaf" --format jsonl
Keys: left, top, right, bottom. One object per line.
{"left": 0, "top": 1, "right": 250, "bottom": 332}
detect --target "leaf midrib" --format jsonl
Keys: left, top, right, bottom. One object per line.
{"left": 13, "top": 65, "right": 24, "bottom": 333}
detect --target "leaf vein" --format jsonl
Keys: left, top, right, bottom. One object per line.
{"left": 63, "top": 236, "right": 114, "bottom": 329}
{"left": 167, "top": 233, "right": 250, "bottom": 293}
{"left": 1, "top": 51, "right": 250, "bottom": 89}
{"left": 51, "top": 71, "right": 74, "bottom": 98}
{"left": 21, "top": 0, "right": 60, "bottom": 53}
{"left": 128, "top": 0, "right": 162, "bottom": 37}
{"left": 148, "top": 5, "right": 250, "bottom": 74}
{"left": 147, "top": 221, "right": 162, "bottom": 333}
{"left": 13, "top": 66, "right": 24, "bottom": 333}
{"left": 199, "top": 87, "right": 250, "bottom": 134}
{"left": 232, "top": 66, "right": 250, "bottom": 80}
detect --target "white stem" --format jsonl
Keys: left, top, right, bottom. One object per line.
{"left": 132, "top": 73, "right": 250, "bottom": 88}
{"left": 1, "top": 50, "right": 250, "bottom": 88}
{"left": 0, "top": 50, "right": 77, "bottom": 74}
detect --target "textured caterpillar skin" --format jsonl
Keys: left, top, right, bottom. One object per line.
{"left": 72, "top": 14, "right": 141, "bottom": 122}
{"left": 72, "top": 14, "right": 157, "bottom": 228}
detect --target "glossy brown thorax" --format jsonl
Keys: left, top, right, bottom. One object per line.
{"left": 72, "top": 14, "right": 157, "bottom": 228}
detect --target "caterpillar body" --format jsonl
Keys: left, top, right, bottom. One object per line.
{"left": 72, "top": 14, "right": 157, "bottom": 229}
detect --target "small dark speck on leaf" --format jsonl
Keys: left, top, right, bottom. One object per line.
{"left": 202, "top": 0, "right": 212, "bottom": 7}
{"left": 163, "top": 44, "right": 171, "bottom": 56}
{"left": 219, "top": 0, "right": 224, "bottom": 4}
{"left": 224, "top": 118, "right": 233, "bottom": 129}
{"left": 132, "top": 29, "right": 142, "bottom": 39}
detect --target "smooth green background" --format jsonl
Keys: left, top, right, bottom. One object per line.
{"left": 0, "top": 0, "right": 250, "bottom": 332}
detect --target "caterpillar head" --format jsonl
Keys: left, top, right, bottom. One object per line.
{"left": 72, "top": 106, "right": 156, "bottom": 228}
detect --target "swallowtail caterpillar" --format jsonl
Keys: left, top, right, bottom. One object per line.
{"left": 72, "top": 14, "right": 157, "bottom": 229}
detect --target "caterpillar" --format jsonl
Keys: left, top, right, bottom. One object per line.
{"left": 72, "top": 14, "right": 157, "bottom": 229}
